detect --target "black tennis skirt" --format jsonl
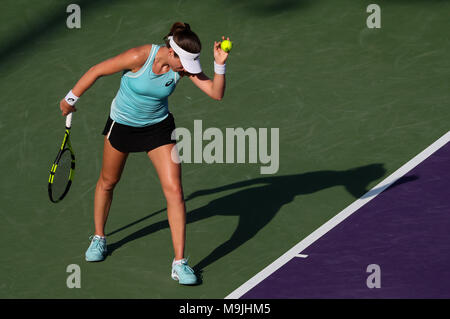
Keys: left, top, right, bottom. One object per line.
{"left": 102, "top": 112, "right": 177, "bottom": 153}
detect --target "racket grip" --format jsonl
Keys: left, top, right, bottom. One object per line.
{"left": 65, "top": 113, "right": 73, "bottom": 129}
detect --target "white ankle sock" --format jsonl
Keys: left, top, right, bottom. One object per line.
{"left": 172, "top": 258, "right": 186, "bottom": 266}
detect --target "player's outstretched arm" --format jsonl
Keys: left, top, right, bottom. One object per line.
{"left": 59, "top": 45, "right": 151, "bottom": 116}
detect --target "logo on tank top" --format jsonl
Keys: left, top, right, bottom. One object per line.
{"left": 165, "top": 79, "right": 174, "bottom": 87}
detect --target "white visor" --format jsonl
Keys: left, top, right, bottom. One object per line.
{"left": 168, "top": 36, "right": 202, "bottom": 74}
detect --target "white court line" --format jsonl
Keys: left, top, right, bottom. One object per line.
{"left": 225, "top": 131, "right": 450, "bottom": 299}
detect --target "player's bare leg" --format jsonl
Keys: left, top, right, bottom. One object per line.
{"left": 94, "top": 137, "right": 129, "bottom": 236}
{"left": 147, "top": 143, "right": 185, "bottom": 261}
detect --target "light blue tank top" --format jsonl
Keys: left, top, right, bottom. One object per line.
{"left": 110, "top": 45, "right": 180, "bottom": 127}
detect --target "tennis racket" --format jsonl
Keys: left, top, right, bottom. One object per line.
{"left": 48, "top": 113, "right": 75, "bottom": 203}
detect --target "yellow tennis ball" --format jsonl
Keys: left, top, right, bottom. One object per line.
{"left": 221, "top": 40, "right": 232, "bottom": 53}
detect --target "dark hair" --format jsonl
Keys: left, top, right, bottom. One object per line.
{"left": 164, "top": 22, "right": 201, "bottom": 56}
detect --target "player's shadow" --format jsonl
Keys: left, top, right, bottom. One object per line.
{"left": 106, "top": 164, "right": 419, "bottom": 281}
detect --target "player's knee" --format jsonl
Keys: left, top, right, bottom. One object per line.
{"left": 163, "top": 183, "right": 184, "bottom": 204}
{"left": 98, "top": 174, "right": 120, "bottom": 192}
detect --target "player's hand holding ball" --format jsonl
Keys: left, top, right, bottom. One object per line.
{"left": 214, "top": 36, "right": 232, "bottom": 65}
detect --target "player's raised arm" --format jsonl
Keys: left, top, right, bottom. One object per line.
{"left": 188, "top": 36, "right": 231, "bottom": 101}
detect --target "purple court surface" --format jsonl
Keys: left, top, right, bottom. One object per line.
{"left": 242, "top": 142, "right": 450, "bottom": 299}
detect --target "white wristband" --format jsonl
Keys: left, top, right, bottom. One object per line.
{"left": 214, "top": 61, "right": 226, "bottom": 75}
{"left": 65, "top": 90, "right": 79, "bottom": 106}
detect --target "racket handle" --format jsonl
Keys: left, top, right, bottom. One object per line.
{"left": 65, "top": 113, "right": 73, "bottom": 129}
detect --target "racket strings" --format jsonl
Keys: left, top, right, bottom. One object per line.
{"left": 51, "top": 150, "right": 73, "bottom": 200}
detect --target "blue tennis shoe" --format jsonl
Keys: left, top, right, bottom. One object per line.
{"left": 85, "top": 235, "right": 107, "bottom": 262}
{"left": 171, "top": 258, "right": 198, "bottom": 285}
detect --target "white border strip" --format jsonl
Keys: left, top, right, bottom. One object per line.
{"left": 106, "top": 120, "right": 116, "bottom": 140}
{"left": 225, "top": 131, "right": 450, "bottom": 299}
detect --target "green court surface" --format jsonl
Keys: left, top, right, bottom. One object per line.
{"left": 0, "top": 0, "right": 448, "bottom": 298}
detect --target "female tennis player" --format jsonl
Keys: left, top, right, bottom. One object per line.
{"left": 59, "top": 22, "right": 230, "bottom": 285}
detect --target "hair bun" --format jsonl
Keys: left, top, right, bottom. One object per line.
{"left": 164, "top": 22, "right": 201, "bottom": 54}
